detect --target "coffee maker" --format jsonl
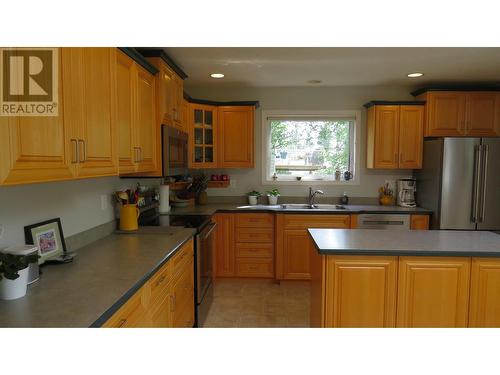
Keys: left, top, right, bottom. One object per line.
{"left": 397, "top": 178, "right": 416, "bottom": 207}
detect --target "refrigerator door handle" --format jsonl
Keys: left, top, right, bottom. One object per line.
{"left": 478, "top": 144, "right": 489, "bottom": 223}
{"left": 471, "top": 145, "right": 482, "bottom": 224}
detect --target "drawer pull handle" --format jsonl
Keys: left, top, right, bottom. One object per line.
{"left": 118, "top": 319, "right": 127, "bottom": 328}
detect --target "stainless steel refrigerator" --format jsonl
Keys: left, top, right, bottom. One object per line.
{"left": 415, "top": 138, "right": 500, "bottom": 230}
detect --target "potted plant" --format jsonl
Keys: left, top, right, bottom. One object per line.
{"left": 0, "top": 252, "right": 39, "bottom": 300}
{"left": 247, "top": 190, "right": 261, "bottom": 205}
{"left": 266, "top": 188, "right": 280, "bottom": 205}
{"left": 189, "top": 173, "right": 209, "bottom": 205}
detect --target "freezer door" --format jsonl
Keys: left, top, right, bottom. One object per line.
{"left": 477, "top": 138, "right": 500, "bottom": 230}
{"left": 440, "top": 138, "right": 480, "bottom": 230}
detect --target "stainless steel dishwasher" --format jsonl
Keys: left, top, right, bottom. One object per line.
{"left": 357, "top": 214, "right": 410, "bottom": 230}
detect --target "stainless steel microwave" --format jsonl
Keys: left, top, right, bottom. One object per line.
{"left": 162, "top": 125, "right": 188, "bottom": 176}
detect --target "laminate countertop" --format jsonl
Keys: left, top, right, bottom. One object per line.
{"left": 168, "top": 203, "right": 431, "bottom": 216}
{"left": 308, "top": 229, "right": 500, "bottom": 257}
{"left": 0, "top": 227, "right": 196, "bottom": 328}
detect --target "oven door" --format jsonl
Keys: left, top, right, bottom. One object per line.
{"left": 196, "top": 222, "right": 216, "bottom": 304}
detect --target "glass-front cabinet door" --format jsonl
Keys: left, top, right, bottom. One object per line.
{"left": 189, "top": 103, "right": 217, "bottom": 168}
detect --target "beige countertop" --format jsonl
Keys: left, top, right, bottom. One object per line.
{"left": 308, "top": 229, "right": 500, "bottom": 257}
{"left": 0, "top": 227, "right": 196, "bottom": 328}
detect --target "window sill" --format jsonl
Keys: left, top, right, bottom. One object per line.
{"left": 263, "top": 179, "right": 359, "bottom": 186}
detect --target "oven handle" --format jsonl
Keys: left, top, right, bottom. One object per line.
{"left": 199, "top": 222, "right": 217, "bottom": 240}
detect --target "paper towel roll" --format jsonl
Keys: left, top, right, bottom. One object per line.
{"left": 159, "top": 184, "right": 171, "bottom": 213}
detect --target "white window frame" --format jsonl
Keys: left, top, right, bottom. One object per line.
{"left": 261, "top": 109, "right": 361, "bottom": 186}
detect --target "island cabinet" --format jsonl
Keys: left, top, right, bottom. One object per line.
{"left": 416, "top": 91, "right": 500, "bottom": 137}
{"left": 102, "top": 238, "right": 194, "bottom": 328}
{"left": 1, "top": 48, "right": 118, "bottom": 185}
{"left": 468, "top": 258, "right": 500, "bottom": 328}
{"left": 116, "top": 50, "right": 157, "bottom": 175}
{"left": 396, "top": 257, "right": 471, "bottom": 328}
{"left": 276, "top": 214, "right": 350, "bottom": 281}
{"left": 366, "top": 104, "right": 424, "bottom": 169}
{"left": 318, "top": 256, "right": 398, "bottom": 328}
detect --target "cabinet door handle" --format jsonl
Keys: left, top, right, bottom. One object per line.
{"left": 78, "top": 139, "right": 86, "bottom": 163}
{"left": 139, "top": 147, "right": 143, "bottom": 162}
{"left": 70, "top": 139, "right": 78, "bottom": 164}
{"left": 117, "top": 318, "right": 127, "bottom": 328}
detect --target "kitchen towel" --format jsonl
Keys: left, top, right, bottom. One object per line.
{"left": 159, "top": 184, "right": 171, "bottom": 213}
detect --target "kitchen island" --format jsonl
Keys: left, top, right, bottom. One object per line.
{"left": 308, "top": 229, "right": 500, "bottom": 328}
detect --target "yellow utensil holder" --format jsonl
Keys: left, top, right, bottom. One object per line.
{"left": 120, "top": 204, "right": 140, "bottom": 231}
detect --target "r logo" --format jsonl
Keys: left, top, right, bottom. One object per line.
{"left": 0, "top": 48, "right": 58, "bottom": 116}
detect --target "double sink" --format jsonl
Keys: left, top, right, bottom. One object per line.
{"left": 237, "top": 203, "right": 348, "bottom": 211}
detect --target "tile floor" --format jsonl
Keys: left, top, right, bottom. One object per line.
{"left": 202, "top": 279, "right": 310, "bottom": 328}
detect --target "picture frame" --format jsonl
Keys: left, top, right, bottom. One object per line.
{"left": 24, "top": 218, "right": 67, "bottom": 264}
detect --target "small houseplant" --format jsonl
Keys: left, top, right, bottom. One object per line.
{"left": 189, "top": 173, "right": 209, "bottom": 205}
{"left": 247, "top": 190, "right": 261, "bottom": 205}
{"left": 266, "top": 188, "right": 280, "bottom": 205}
{"left": 0, "top": 252, "right": 39, "bottom": 300}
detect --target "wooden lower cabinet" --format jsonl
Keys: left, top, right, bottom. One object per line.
{"left": 214, "top": 213, "right": 235, "bottom": 277}
{"left": 323, "top": 256, "right": 398, "bottom": 328}
{"left": 410, "top": 214, "right": 430, "bottom": 230}
{"left": 468, "top": 258, "right": 500, "bottom": 327}
{"left": 103, "top": 239, "right": 194, "bottom": 328}
{"left": 397, "top": 257, "right": 471, "bottom": 328}
{"left": 276, "top": 214, "right": 350, "bottom": 281}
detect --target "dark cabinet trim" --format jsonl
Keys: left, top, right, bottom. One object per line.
{"left": 411, "top": 85, "right": 500, "bottom": 96}
{"left": 135, "top": 48, "right": 188, "bottom": 80}
{"left": 118, "top": 48, "right": 158, "bottom": 75}
{"left": 184, "top": 93, "right": 259, "bottom": 108}
{"left": 364, "top": 100, "right": 425, "bottom": 108}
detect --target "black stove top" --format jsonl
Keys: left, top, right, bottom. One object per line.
{"left": 140, "top": 209, "right": 211, "bottom": 232}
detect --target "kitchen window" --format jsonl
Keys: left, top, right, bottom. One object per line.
{"left": 262, "top": 110, "right": 360, "bottom": 184}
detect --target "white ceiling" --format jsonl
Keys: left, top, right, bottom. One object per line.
{"left": 163, "top": 48, "right": 500, "bottom": 88}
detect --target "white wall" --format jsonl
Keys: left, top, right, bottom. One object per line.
{"left": 186, "top": 84, "right": 416, "bottom": 197}
{"left": 0, "top": 176, "right": 157, "bottom": 246}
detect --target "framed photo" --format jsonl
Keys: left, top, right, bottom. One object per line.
{"left": 24, "top": 218, "right": 67, "bottom": 264}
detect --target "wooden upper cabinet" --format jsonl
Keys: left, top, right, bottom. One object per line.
{"left": 116, "top": 51, "right": 158, "bottom": 175}
{"left": 172, "top": 75, "right": 184, "bottom": 128}
{"left": 465, "top": 92, "right": 499, "bottom": 136}
{"left": 62, "top": 48, "right": 117, "bottom": 178}
{"left": 397, "top": 257, "right": 471, "bottom": 328}
{"left": 366, "top": 104, "right": 423, "bottom": 169}
{"left": 469, "top": 258, "right": 500, "bottom": 328}
{"left": 399, "top": 105, "right": 424, "bottom": 169}
{"left": 418, "top": 90, "right": 500, "bottom": 137}
{"left": 135, "top": 65, "right": 157, "bottom": 173}
{"left": 74, "top": 48, "right": 118, "bottom": 177}
{"left": 218, "top": 106, "right": 255, "bottom": 168}
{"left": 423, "top": 92, "right": 465, "bottom": 136}
{"left": 324, "top": 256, "right": 398, "bottom": 328}
{"left": 0, "top": 48, "right": 74, "bottom": 185}
{"left": 116, "top": 50, "right": 136, "bottom": 174}
{"left": 189, "top": 103, "right": 218, "bottom": 168}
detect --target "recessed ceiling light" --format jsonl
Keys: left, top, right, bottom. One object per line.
{"left": 210, "top": 73, "right": 224, "bottom": 79}
{"left": 308, "top": 79, "right": 322, "bottom": 84}
{"left": 407, "top": 72, "right": 424, "bottom": 78}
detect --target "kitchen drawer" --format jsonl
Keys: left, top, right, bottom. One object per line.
{"left": 236, "top": 258, "right": 274, "bottom": 278}
{"left": 283, "top": 214, "right": 350, "bottom": 229}
{"left": 235, "top": 227, "right": 274, "bottom": 243}
{"left": 235, "top": 213, "right": 274, "bottom": 228}
{"left": 149, "top": 259, "right": 173, "bottom": 307}
{"left": 171, "top": 239, "right": 194, "bottom": 275}
{"left": 236, "top": 243, "right": 274, "bottom": 258}
{"left": 103, "top": 288, "right": 151, "bottom": 328}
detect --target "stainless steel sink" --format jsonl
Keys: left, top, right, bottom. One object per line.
{"left": 280, "top": 204, "right": 347, "bottom": 210}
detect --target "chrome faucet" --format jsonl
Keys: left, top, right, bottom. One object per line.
{"left": 308, "top": 187, "right": 324, "bottom": 208}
